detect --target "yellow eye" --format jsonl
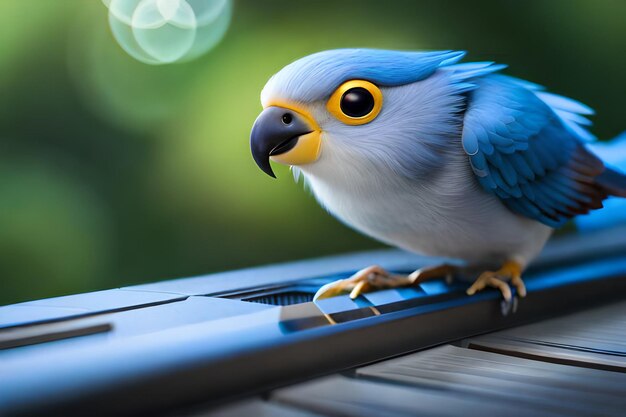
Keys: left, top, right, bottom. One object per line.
{"left": 326, "top": 80, "right": 383, "bottom": 125}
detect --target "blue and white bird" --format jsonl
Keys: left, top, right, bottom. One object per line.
{"left": 250, "top": 49, "right": 626, "bottom": 302}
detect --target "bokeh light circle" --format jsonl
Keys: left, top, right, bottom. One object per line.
{"left": 103, "top": 0, "right": 231, "bottom": 65}
{"left": 132, "top": 0, "right": 197, "bottom": 63}
{"left": 180, "top": 0, "right": 231, "bottom": 62}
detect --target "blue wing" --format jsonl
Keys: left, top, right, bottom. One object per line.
{"left": 461, "top": 74, "right": 608, "bottom": 228}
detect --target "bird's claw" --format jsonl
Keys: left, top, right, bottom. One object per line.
{"left": 466, "top": 260, "right": 526, "bottom": 302}
{"left": 313, "top": 279, "right": 350, "bottom": 301}
{"left": 314, "top": 264, "right": 457, "bottom": 301}
{"left": 313, "top": 265, "right": 409, "bottom": 301}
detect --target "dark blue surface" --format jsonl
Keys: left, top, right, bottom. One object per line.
{"left": 1, "top": 227, "right": 626, "bottom": 416}
{"left": 2, "top": 254, "right": 626, "bottom": 414}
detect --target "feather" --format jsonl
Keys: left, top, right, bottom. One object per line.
{"left": 536, "top": 92, "right": 594, "bottom": 115}
{"left": 596, "top": 167, "right": 626, "bottom": 197}
{"left": 536, "top": 92, "right": 596, "bottom": 142}
{"left": 462, "top": 75, "right": 614, "bottom": 227}
{"left": 291, "top": 166, "right": 301, "bottom": 183}
{"left": 448, "top": 63, "right": 508, "bottom": 81}
{"left": 262, "top": 49, "right": 468, "bottom": 105}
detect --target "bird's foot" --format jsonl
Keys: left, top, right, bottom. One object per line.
{"left": 313, "top": 264, "right": 456, "bottom": 301}
{"left": 466, "top": 260, "right": 526, "bottom": 302}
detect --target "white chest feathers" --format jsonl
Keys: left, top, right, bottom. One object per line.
{"left": 299, "top": 150, "right": 552, "bottom": 267}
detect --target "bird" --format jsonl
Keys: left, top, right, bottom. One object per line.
{"left": 249, "top": 49, "right": 626, "bottom": 303}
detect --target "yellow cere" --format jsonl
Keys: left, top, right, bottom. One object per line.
{"left": 265, "top": 101, "right": 322, "bottom": 166}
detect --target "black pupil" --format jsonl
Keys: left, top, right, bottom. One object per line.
{"left": 340, "top": 87, "right": 375, "bottom": 117}
{"left": 282, "top": 113, "right": 293, "bottom": 124}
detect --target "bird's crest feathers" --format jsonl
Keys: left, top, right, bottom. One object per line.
{"left": 262, "top": 49, "right": 467, "bottom": 104}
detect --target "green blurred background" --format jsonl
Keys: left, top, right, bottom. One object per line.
{"left": 1, "top": 0, "right": 624, "bottom": 305}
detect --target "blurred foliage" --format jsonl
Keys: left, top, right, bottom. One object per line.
{"left": 0, "top": 0, "right": 624, "bottom": 305}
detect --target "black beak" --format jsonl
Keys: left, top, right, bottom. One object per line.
{"left": 250, "top": 106, "right": 313, "bottom": 178}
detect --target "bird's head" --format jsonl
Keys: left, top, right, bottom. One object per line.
{"left": 250, "top": 49, "right": 467, "bottom": 179}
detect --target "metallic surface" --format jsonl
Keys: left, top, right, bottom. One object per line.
{"left": 1, "top": 226, "right": 626, "bottom": 416}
